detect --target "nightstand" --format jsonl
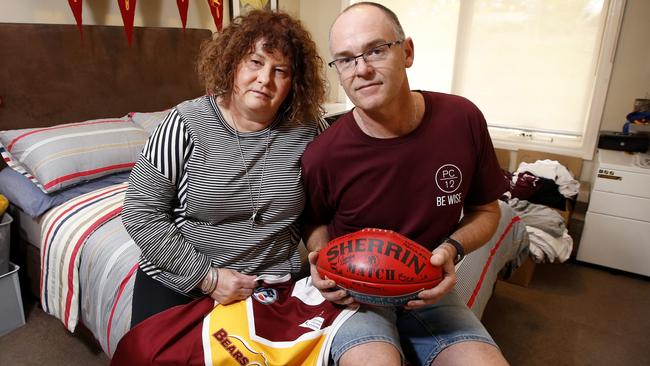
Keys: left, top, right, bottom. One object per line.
{"left": 577, "top": 149, "right": 650, "bottom": 276}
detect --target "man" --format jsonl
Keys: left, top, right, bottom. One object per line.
{"left": 301, "top": 2, "right": 509, "bottom": 365}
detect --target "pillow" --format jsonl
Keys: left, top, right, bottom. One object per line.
{"left": 0, "top": 167, "right": 131, "bottom": 218}
{"left": 0, "top": 117, "right": 147, "bottom": 193}
{"left": 1, "top": 145, "right": 44, "bottom": 191}
{"left": 129, "top": 109, "right": 170, "bottom": 136}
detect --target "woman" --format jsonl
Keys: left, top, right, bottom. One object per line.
{"left": 122, "top": 10, "right": 326, "bottom": 328}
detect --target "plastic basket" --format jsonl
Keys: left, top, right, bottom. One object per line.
{"left": 0, "top": 262, "right": 25, "bottom": 337}
{"left": 0, "top": 213, "right": 13, "bottom": 276}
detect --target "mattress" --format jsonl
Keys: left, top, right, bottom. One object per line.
{"left": 15, "top": 208, "right": 42, "bottom": 248}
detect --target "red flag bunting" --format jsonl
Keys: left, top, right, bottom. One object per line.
{"left": 207, "top": 0, "right": 223, "bottom": 31}
{"left": 68, "top": 0, "right": 83, "bottom": 39}
{"left": 176, "top": 0, "right": 189, "bottom": 32}
{"left": 117, "top": 0, "right": 137, "bottom": 46}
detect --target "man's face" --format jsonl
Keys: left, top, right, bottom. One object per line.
{"left": 329, "top": 6, "right": 413, "bottom": 112}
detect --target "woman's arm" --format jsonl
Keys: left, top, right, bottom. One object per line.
{"left": 122, "top": 110, "right": 211, "bottom": 294}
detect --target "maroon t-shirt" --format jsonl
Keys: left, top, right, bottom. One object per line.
{"left": 301, "top": 91, "right": 507, "bottom": 250}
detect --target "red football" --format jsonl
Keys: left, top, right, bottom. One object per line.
{"left": 316, "top": 228, "right": 443, "bottom": 306}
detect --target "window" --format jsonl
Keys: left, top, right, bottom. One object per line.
{"left": 348, "top": 0, "right": 625, "bottom": 158}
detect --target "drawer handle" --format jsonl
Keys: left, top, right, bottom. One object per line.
{"left": 597, "top": 174, "right": 622, "bottom": 180}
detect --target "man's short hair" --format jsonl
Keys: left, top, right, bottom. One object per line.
{"left": 341, "top": 2, "right": 405, "bottom": 40}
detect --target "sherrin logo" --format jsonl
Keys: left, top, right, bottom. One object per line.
{"left": 325, "top": 238, "right": 426, "bottom": 276}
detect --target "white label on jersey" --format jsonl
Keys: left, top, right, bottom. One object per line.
{"left": 291, "top": 277, "right": 327, "bottom": 306}
{"left": 299, "top": 316, "right": 325, "bottom": 331}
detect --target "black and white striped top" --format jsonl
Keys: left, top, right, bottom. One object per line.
{"left": 122, "top": 95, "right": 324, "bottom": 294}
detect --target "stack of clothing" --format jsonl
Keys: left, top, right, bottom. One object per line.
{"left": 501, "top": 159, "right": 580, "bottom": 263}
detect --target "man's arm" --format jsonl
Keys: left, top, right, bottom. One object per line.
{"left": 303, "top": 223, "right": 330, "bottom": 252}
{"left": 444, "top": 199, "right": 501, "bottom": 256}
{"left": 405, "top": 200, "right": 501, "bottom": 309}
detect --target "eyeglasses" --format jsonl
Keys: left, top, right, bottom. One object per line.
{"left": 328, "top": 40, "right": 404, "bottom": 75}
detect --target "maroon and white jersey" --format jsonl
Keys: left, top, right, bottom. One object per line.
{"left": 111, "top": 276, "right": 356, "bottom": 366}
{"left": 203, "top": 275, "right": 355, "bottom": 365}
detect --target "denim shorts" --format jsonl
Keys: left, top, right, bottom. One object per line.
{"left": 329, "top": 289, "right": 497, "bottom": 365}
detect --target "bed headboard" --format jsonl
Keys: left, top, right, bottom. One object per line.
{"left": 0, "top": 23, "right": 212, "bottom": 130}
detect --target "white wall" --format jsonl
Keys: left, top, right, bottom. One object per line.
{"left": 299, "top": 0, "right": 345, "bottom": 103}
{"left": 600, "top": 0, "right": 650, "bottom": 132}
{"left": 280, "top": 0, "right": 300, "bottom": 17}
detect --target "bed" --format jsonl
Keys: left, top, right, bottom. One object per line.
{"left": 1, "top": 23, "right": 529, "bottom": 358}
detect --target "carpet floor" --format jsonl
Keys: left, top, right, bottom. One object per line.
{"left": 0, "top": 299, "right": 108, "bottom": 365}
{"left": 483, "top": 261, "right": 650, "bottom": 366}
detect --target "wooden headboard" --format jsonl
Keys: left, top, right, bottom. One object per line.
{"left": 0, "top": 23, "right": 212, "bottom": 130}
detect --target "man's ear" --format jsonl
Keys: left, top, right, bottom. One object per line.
{"left": 403, "top": 37, "right": 415, "bottom": 68}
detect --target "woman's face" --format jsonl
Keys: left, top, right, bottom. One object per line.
{"left": 231, "top": 39, "right": 293, "bottom": 124}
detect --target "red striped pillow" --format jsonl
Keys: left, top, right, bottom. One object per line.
{"left": 0, "top": 116, "right": 147, "bottom": 193}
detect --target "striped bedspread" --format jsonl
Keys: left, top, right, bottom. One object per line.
{"left": 40, "top": 182, "right": 139, "bottom": 355}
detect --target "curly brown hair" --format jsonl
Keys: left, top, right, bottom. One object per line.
{"left": 197, "top": 10, "right": 326, "bottom": 123}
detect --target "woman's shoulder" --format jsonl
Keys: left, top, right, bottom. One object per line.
{"left": 271, "top": 117, "right": 320, "bottom": 142}
{"left": 172, "top": 95, "right": 224, "bottom": 135}
{"left": 174, "top": 95, "right": 213, "bottom": 116}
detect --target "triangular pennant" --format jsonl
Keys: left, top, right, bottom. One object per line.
{"left": 176, "top": 0, "right": 189, "bottom": 32}
{"left": 207, "top": 0, "right": 224, "bottom": 32}
{"left": 117, "top": 0, "right": 137, "bottom": 46}
{"left": 68, "top": 0, "right": 83, "bottom": 39}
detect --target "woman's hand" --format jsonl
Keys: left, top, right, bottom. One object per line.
{"left": 308, "top": 251, "right": 356, "bottom": 306}
{"left": 208, "top": 268, "right": 258, "bottom": 305}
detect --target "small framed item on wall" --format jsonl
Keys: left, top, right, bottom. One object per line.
{"left": 230, "top": 0, "right": 278, "bottom": 18}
